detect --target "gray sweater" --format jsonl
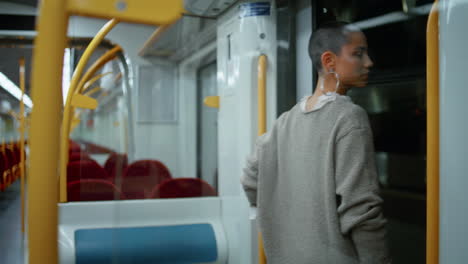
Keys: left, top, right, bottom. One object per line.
{"left": 241, "top": 96, "right": 390, "bottom": 264}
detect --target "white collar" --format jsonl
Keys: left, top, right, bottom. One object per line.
{"left": 300, "top": 93, "right": 350, "bottom": 113}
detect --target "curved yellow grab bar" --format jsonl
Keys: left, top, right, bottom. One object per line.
{"left": 257, "top": 54, "right": 267, "bottom": 264}
{"left": 19, "top": 57, "right": 26, "bottom": 233}
{"left": 84, "top": 85, "right": 103, "bottom": 97}
{"left": 426, "top": 1, "right": 439, "bottom": 264}
{"left": 82, "top": 72, "right": 113, "bottom": 94}
{"left": 59, "top": 18, "right": 119, "bottom": 203}
{"left": 138, "top": 23, "right": 174, "bottom": 56}
{"left": 77, "top": 45, "right": 122, "bottom": 94}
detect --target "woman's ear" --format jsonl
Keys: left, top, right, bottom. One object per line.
{"left": 320, "top": 51, "right": 336, "bottom": 72}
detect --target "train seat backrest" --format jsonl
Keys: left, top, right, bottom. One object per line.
{"left": 103, "top": 152, "right": 128, "bottom": 179}
{"left": 120, "top": 160, "right": 172, "bottom": 199}
{"left": 119, "top": 176, "right": 150, "bottom": 199}
{"left": 69, "top": 140, "right": 81, "bottom": 153}
{"left": 67, "top": 160, "right": 110, "bottom": 183}
{"left": 11, "top": 145, "right": 20, "bottom": 165}
{"left": 67, "top": 179, "right": 124, "bottom": 202}
{"left": 4, "top": 147, "right": 15, "bottom": 169}
{"left": 0, "top": 152, "right": 6, "bottom": 191}
{"left": 123, "top": 160, "right": 171, "bottom": 183}
{"left": 150, "top": 178, "right": 217, "bottom": 199}
{"left": 69, "top": 152, "right": 94, "bottom": 163}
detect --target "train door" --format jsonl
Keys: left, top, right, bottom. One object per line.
{"left": 197, "top": 62, "right": 218, "bottom": 190}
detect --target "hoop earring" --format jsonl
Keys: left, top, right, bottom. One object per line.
{"left": 320, "top": 70, "right": 340, "bottom": 95}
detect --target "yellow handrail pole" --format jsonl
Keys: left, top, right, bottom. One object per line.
{"left": 59, "top": 18, "right": 119, "bottom": 203}
{"left": 138, "top": 23, "right": 173, "bottom": 57}
{"left": 257, "top": 54, "right": 267, "bottom": 264}
{"left": 84, "top": 86, "right": 103, "bottom": 97}
{"left": 28, "top": 0, "right": 67, "bottom": 263}
{"left": 258, "top": 55, "right": 267, "bottom": 137}
{"left": 77, "top": 45, "right": 122, "bottom": 94}
{"left": 427, "top": 1, "right": 439, "bottom": 264}
{"left": 81, "top": 72, "right": 113, "bottom": 94}
{"left": 19, "top": 57, "right": 26, "bottom": 233}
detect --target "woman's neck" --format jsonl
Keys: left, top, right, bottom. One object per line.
{"left": 313, "top": 75, "right": 348, "bottom": 96}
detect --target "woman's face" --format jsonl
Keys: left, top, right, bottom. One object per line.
{"left": 334, "top": 31, "right": 373, "bottom": 88}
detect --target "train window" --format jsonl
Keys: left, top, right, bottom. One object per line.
{"left": 316, "top": 1, "right": 428, "bottom": 263}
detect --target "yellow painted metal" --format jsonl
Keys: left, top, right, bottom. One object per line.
{"left": 28, "top": 0, "right": 67, "bottom": 263}
{"left": 203, "top": 96, "right": 220, "bottom": 108}
{"left": 59, "top": 19, "right": 118, "bottom": 203}
{"left": 84, "top": 86, "right": 103, "bottom": 97}
{"left": 67, "top": 0, "right": 183, "bottom": 26}
{"left": 3, "top": 169, "right": 11, "bottom": 188}
{"left": 8, "top": 110, "right": 20, "bottom": 120}
{"left": 138, "top": 24, "right": 174, "bottom": 56}
{"left": 258, "top": 55, "right": 267, "bottom": 137}
{"left": 114, "top": 72, "right": 123, "bottom": 82}
{"left": 71, "top": 94, "right": 98, "bottom": 109}
{"left": 29, "top": 0, "right": 184, "bottom": 262}
{"left": 77, "top": 46, "right": 122, "bottom": 94}
{"left": 427, "top": 1, "right": 439, "bottom": 264}
{"left": 19, "top": 57, "right": 26, "bottom": 233}
{"left": 96, "top": 90, "right": 109, "bottom": 101}
{"left": 82, "top": 72, "right": 113, "bottom": 94}
{"left": 257, "top": 54, "right": 267, "bottom": 264}
{"left": 71, "top": 117, "right": 81, "bottom": 132}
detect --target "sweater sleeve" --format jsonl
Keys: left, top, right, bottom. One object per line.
{"left": 241, "top": 144, "right": 260, "bottom": 207}
{"left": 335, "top": 127, "right": 391, "bottom": 264}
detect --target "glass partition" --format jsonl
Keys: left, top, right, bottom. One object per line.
{"left": 65, "top": 15, "right": 219, "bottom": 202}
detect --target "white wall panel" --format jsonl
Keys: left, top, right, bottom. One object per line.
{"left": 217, "top": 1, "right": 278, "bottom": 263}
{"left": 296, "top": 0, "right": 313, "bottom": 100}
{"left": 439, "top": 0, "right": 468, "bottom": 262}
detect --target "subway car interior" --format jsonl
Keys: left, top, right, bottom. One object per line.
{"left": 0, "top": 0, "right": 467, "bottom": 263}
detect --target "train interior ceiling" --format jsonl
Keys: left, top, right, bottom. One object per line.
{"left": 0, "top": 0, "right": 438, "bottom": 263}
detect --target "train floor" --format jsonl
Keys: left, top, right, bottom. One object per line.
{"left": 0, "top": 181, "right": 25, "bottom": 264}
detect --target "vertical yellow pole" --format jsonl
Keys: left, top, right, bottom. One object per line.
{"left": 426, "top": 1, "right": 439, "bottom": 264}
{"left": 257, "top": 54, "right": 267, "bottom": 264}
{"left": 19, "top": 57, "right": 26, "bottom": 233}
{"left": 28, "top": 0, "right": 68, "bottom": 263}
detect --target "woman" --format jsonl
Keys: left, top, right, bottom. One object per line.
{"left": 241, "top": 22, "right": 390, "bottom": 264}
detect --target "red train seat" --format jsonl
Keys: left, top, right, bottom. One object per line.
{"left": 67, "top": 160, "right": 110, "bottom": 183}
{"left": 150, "top": 178, "right": 217, "bottom": 199}
{"left": 67, "top": 179, "right": 125, "bottom": 202}
{"left": 69, "top": 152, "right": 93, "bottom": 163}
{"left": 69, "top": 140, "right": 82, "bottom": 153}
{"left": 104, "top": 152, "right": 128, "bottom": 178}
{"left": 120, "top": 160, "right": 172, "bottom": 199}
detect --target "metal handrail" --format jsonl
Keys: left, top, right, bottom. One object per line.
{"left": 28, "top": 1, "right": 68, "bottom": 263}
{"left": 77, "top": 46, "right": 122, "bottom": 94}
{"left": 257, "top": 54, "right": 267, "bottom": 264}
{"left": 59, "top": 19, "right": 119, "bottom": 203}
{"left": 19, "top": 57, "right": 26, "bottom": 233}
{"left": 138, "top": 23, "right": 174, "bottom": 57}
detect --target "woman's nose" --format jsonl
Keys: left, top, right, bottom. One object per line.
{"left": 365, "top": 54, "right": 374, "bottom": 68}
